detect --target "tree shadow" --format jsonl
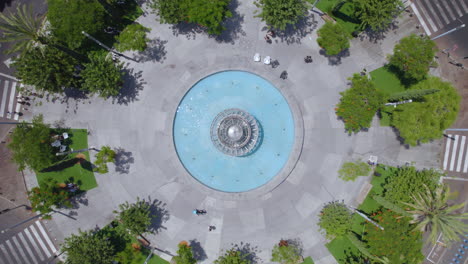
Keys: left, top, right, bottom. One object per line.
{"left": 69, "top": 191, "right": 89, "bottom": 210}
{"left": 286, "top": 238, "right": 304, "bottom": 256}
{"left": 189, "top": 239, "right": 207, "bottom": 261}
{"left": 113, "top": 67, "right": 145, "bottom": 105}
{"left": 170, "top": 22, "right": 205, "bottom": 40}
{"left": 147, "top": 198, "right": 170, "bottom": 234}
{"left": 134, "top": 38, "right": 168, "bottom": 63}
{"left": 0, "top": 0, "right": 13, "bottom": 12}
{"left": 229, "top": 242, "right": 260, "bottom": 263}
{"left": 272, "top": 12, "right": 318, "bottom": 45}
{"left": 211, "top": 0, "right": 245, "bottom": 44}
{"left": 114, "top": 147, "right": 134, "bottom": 174}
{"left": 360, "top": 17, "right": 400, "bottom": 43}
{"left": 341, "top": 248, "right": 368, "bottom": 264}
{"left": 319, "top": 48, "right": 350, "bottom": 65}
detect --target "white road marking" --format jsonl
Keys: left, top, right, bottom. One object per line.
{"left": 434, "top": 1, "right": 450, "bottom": 24}
{"left": 35, "top": 221, "right": 57, "bottom": 253}
{"left": 415, "top": 1, "right": 438, "bottom": 32}
{"left": 455, "top": 0, "right": 468, "bottom": 14}
{"left": 18, "top": 232, "right": 38, "bottom": 264}
{"left": 456, "top": 136, "right": 466, "bottom": 172}
{"left": 443, "top": 134, "right": 452, "bottom": 170}
{"left": 12, "top": 236, "right": 30, "bottom": 264}
{"left": 441, "top": 0, "right": 457, "bottom": 20}
{"left": 30, "top": 225, "right": 52, "bottom": 257}
{"left": 0, "top": 244, "right": 13, "bottom": 264}
{"left": 7, "top": 81, "right": 16, "bottom": 119}
{"left": 5, "top": 239, "right": 22, "bottom": 263}
{"left": 0, "top": 80, "right": 9, "bottom": 117}
{"left": 411, "top": 3, "right": 432, "bottom": 35}
{"left": 421, "top": 0, "right": 444, "bottom": 29}
{"left": 450, "top": 135, "right": 459, "bottom": 171}
{"left": 24, "top": 227, "right": 45, "bottom": 261}
{"left": 14, "top": 89, "right": 21, "bottom": 121}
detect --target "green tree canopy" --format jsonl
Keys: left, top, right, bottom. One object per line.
{"left": 214, "top": 249, "right": 250, "bottom": 264}
{"left": 150, "top": 0, "right": 232, "bottom": 35}
{"left": 115, "top": 23, "right": 150, "bottom": 52}
{"left": 336, "top": 74, "right": 385, "bottom": 133}
{"left": 94, "top": 145, "right": 116, "bottom": 173}
{"left": 388, "top": 34, "right": 436, "bottom": 82}
{"left": 63, "top": 230, "right": 116, "bottom": 264}
{"left": 338, "top": 161, "right": 371, "bottom": 181}
{"left": 114, "top": 197, "right": 152, "bottom": 236}
{"left": 150, "top": 0, "right": 184, "bottom": 24}
{"left": 254, "top": 0, "right": 309, "bottom": 31}
{"left": 353, "top": 0, "right": 403, "bottom": 32}
{"left": 403, "top": 184, "right": 468, "bottom": 245}
{"left": 7, "top": 115, "right": 56, "bottom": 171}
{"left": 184, "top": 0, "right": 232, "bottom": 35}
{"left": 13, "top": 45, "right": 81, "bottom": 93}
{"left": 382, "top": 166, "right": 442, "bottom": 204}
{"left": 81, "top": 52, "right": 124, "bottom": 98}
{"left": 391, "top": 77, "right": 460, "bottom": 146}
{"left": 365, "top": 210, "right": 424, "bottom": 264}
{"left": 47, "top": 0, "right": 106, "bottom": 49}
{"left": 173, "top": 243, "right": 197, "bottom": 264}
{"left": 317, "top": 201, "right": 353, "bottom": 239}
{"left": 317, "top": 21, "right": 350, "bottom": 56}
{"left": 271, "top": 240, "right": 302, "bottom": 264}
{"left": 387, "top": 88, "right": 439, "bottom": 102}
{"left": 0, "top": 4, "right": 47, "bottom": 54}
{"left": 28, "top": 178, "right": 72, "bottom": 216}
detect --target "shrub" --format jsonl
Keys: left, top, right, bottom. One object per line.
{"left": 391, "top": 77, "right": 460, "bottom": 146}
{"left": 317, "top": 21, "right": 350, "bottom": 56}
{"left": 28, "top": 178, "right": 72, "bottom": 216}
{"left": 388, "top": 34, "right": 436, "bottom": 83}
{"left": 338, "top": 161, "right": 371, "bottom": 181}
{"left": 365, "top": 210, "right": 424, "bottom": 264}
{"left": 382, "top": 166, "right": 442, "bottom": 204}
{"left": 318, "top": 201, "right": 353, "bottom": 239}
{"left": 94, "top": 146, "right": 116, "bottom": 173}
{"left": 336, "top": 74, "right": 385, "bottom": 133}
{"left": 271, "top": 240, "right": 302, "bottom": 264}
{"left": 115, "top": 23, "right": 150, "bottom": 52}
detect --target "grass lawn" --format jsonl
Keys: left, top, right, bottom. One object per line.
{"left": 326, "top": 236, "right": 361, "bottom": 263}
{"left": 370, "top": 66, "right": 406, "bottom": 126}
{"left": 370, "top": 66, "right": 406, "bottom": 96}
{"left": 36, "top": 129, "right": 97, "bottom": 191}
{"left": 315, "top": 0, "right": 361, "bottom": 35}
{"left": 326, "top": 165, "right": 394, "bottom": 263}
{"left": 301, "top": 256, "right": 315, "bottom": 264}
{"left": 147, "top": 255, "right": 169, "bottom": 264}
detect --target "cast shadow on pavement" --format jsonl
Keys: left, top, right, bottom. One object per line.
{"left": 112, "top": 67, "right": 146, "bottom": 105}
{"left": 229, "top": 241, "right": 260, "bottom": 263}
{"left": 189, "top": 239, "right": 207, "bottom": 261}
{"left": 319, "top": 48, "right": 350, "bottom": 66}
{"left": 114, "top": 148, "right": 134, "bottom": 174}
{"left": 134, "top": 38, "right": 168, "bottom": 63}
{"left": 211, "top": 0, "right": 245, "bottom": 45}
{"left": 148, "top": 198, "right": 170, "bottom": 234}
{"left": 270, "top": 12, "right": 319, "bottom": 45}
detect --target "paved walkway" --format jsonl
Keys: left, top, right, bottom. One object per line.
{"left": 27, "top": 2, "right": 440, "bottom": 263}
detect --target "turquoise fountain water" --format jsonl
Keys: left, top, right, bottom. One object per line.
{"left": 173, "top": 71, "right": 295, "bottom": 192}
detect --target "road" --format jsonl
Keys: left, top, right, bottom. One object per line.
{"left": 0, "top": 0, "right": 48, "bottom": 75}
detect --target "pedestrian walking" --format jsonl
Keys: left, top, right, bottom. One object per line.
{"left": 208, "top": 225, "right": 216, "bottom": 231}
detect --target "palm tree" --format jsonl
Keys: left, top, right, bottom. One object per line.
{"left": 403, "top": 184, "right": 468, "bottom": 245}
{"left": 0, "top": 4, "right": 48, "bottom": 54}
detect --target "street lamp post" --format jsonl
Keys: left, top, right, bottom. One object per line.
{"left": 431, "top": 24, "right": 466, "bottom": 40}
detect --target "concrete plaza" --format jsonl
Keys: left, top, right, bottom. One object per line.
{"left": 28, "top": 1, "right": 441, "bottom": 263}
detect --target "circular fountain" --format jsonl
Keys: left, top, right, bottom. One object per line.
{"left": 210, "top": 108, "right": 261, "bottom": 156}
{"left": 173, "top": 71, "right": 295, "bottom": 192}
